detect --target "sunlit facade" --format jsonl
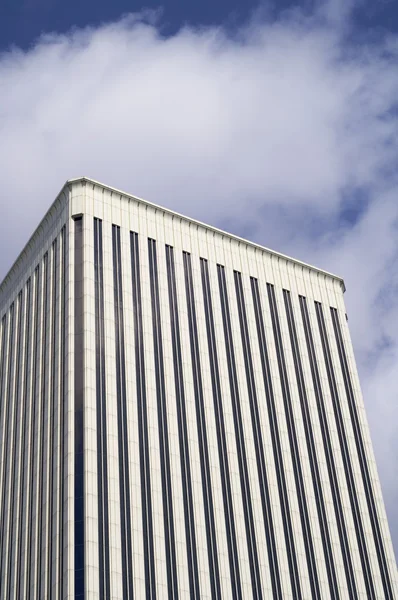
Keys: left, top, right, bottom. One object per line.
{"left": 0, "top": 177, "right": 397, "bottom": 599}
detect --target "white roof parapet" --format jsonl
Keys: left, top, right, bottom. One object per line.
{"left": 69, "top": 176, "right": 346, "bottom": 292}
{"left": 0, "top": 183, "right": 69, "bottom": 305}
{"left": 0, "top": 176, "right": 346, "bottom": 300}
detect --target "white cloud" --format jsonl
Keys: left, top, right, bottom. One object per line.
{"left": 1, "top": 0, "right": 398, "bottom": 562}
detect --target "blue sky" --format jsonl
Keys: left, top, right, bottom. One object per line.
{"left": 1, "top": 0, "right": 398, "bottom": 52}
{"left": 1, "top": 0, "right": 398, "bottom": 565}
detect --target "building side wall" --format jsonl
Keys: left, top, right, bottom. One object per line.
{"left": 332, "top": 287, "right": 398, "bottom": 597}
{"left": 0, "top": 197, "right": 72, "bottom": 600}
{"left": 69, "top": 179, "right": 397, "bottom": 600}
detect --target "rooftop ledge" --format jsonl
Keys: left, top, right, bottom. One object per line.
{"left": 69, "top": 176, "right": 346, "bottom": 292}
{"left": 0, "top": 176, "right": 346, "bottom": 298}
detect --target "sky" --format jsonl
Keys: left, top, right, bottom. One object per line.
{"left": 1, "top": 0, "right": 398, "bottom": 563}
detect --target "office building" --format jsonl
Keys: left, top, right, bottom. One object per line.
{"left": 0, "top": 177, "right": 397, "bottom": 599}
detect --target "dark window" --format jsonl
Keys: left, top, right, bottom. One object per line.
{"left": 250, "top": 278, "right": 302, "bottom": 599}
{"left": 284, "top": 290, "right": 340, "bottom": 599}
{"left": 200, "top": 258, "right": 242, "bottom": 600}
{"left": 299, "top": 295, "right": 358, "bottom": 598}
{"left": 234, "top": 271, "right": 282, "bottom": 599}
{"left": 0, "top": 302, "right": 15, "bottom": 598}
{"left": 330, "top": 307, "right": 394, "bottom": 599}
{"left": 112, "top": 224, "right": 134, "bottom": 600}
{"left": 37, "top": 251, "right": 49, "bottom": 600}
{"left": 27, "top": 266, "right": 41, "bottom": 597}
{"left": 59, "top": 225, "right": 67, "bottom": 600}
{"left": 16, "top": 278, "right": 32, "bottom": 600}
{"left": 74, "top": 218, "right": 85, "bottom": 599}
{"left": 0, "top": 316, "right": 7, "bottom": 393}
{"left": 315, "top": 302, "right": 375, "bottom": 599}
{"left": 166, "top": 245, "right": 200, "bottom": 599}
{"left": 95, "top": 219, "right": 111, "bottom": 600}
{"left": 0, "top": 314, "right": 7, "bottom": 515}
{"left": 41, "top": 254, "right": 50, "bottom": 596}
{"left": 130, "top": 231, "right": 157, "bottom": 599}
{"left": 0, "top": 314, "right": 6, "bottom": 594}
{"left": 217, "top": 264, "right": 262, "bottom": 600}
{"left": 267, "top": 283, "right": 321, "bottom": 599}
{"left": 6, "top": 290, "right": 25, "bottom": 600}
{"left": 183, "top": 251, "right": 222, "bottom": 600}
{"left": 148, "top": 239, "right": 179, "bottom": 600}
{"left": 46, "top": 239, "right": 59, "bottom": 598}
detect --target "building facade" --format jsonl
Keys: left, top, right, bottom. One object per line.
{"left": 0, "top": 177, "right": 397, "bottom": 599}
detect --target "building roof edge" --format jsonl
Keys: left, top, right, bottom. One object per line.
{"left": 0, "top": 179, "right": 71, "bottom": 299}
{"left": 68, "top": 176, "right": 346, "bottom": 293}
{"left": 0, "top": 176, "right": 346, "bottom": 298}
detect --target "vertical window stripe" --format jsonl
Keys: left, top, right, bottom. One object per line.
{"left": 315, "top": 302, "right": 375, "bottom": 599}
{"left": 38, "top": 251, "right": 49, "bottom": 600}
{"left": 183, "top": 251, "right": 222, "bottom": 600}
{"left": 8, "top": 291, "right": 27, "bottom": 595}
{"left": 27, "top": 266, "right": 41, "bottom": 597}
{"left": 0, "top": 315, "right": 6, "bottom": 392}
{"left": 284, "top": 290, "right": 340, "bottom": 599}
{"left": 16, "top": 278, "right": 32, "bottom": 600}
{"left": 0, "top": 317, "right": 5, "bottom": 596}
{"left": 200, "top": 258, "right": 242, "bottom": 600}
{"left": 3, "top": 292, "right": 23, "bottom": 599}
{"left": 234, "top": 271, "right": 282, "bottom": 599}
{"left": 95, "top": 219, "right": 111, "bottom": 599}
{"left": 0, "top": 314, "right": 6, "bottom": 571}
{"left": 330, "top": 307, "right": 394, "bottom": 599}
{"left": 47, "top": 239, "right": 58, "bottom": 598}
{"left": 74, "top": 217, "right": 85, "bottom": 599}
{"left": 112, "top": 224, "right": 134, "bottom": 600}
{"left": 267, "top": 283, "right": 321, "bottom": 599}
{"left": 130, "top": 231, "right": 157, "bottom": 600}
{"left": 148, "top": 238, "right": 179, "bottom": 600}
{"left": 0, "top": 315, "right": 6, "bottom": 582}
{"left": 59, "top": 226, "right": 67, "bottom": 600}
{"left": 166, "top": 245, "right": 200, "bottom": 599}
{"left": 251, "top": 278, "right": 303, "bottom": 599}
{"left": 299, "top": 296, "right": 358, "bottom": 598}
{"left": 0, "top": 314, "right": 8, "bottom": 525}
{"left": 0, "top": 302, "right": 15, "bottom": 598}
{"left": 217, "top": 264, "right": 263, "bottom": 600}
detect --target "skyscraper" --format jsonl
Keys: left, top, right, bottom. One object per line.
{"left": 0, "top": 176, "right": 396, "bottom": 599}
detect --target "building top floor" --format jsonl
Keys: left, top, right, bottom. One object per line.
{"left": 0, "top": 176, "right": 346, "bottom": 309}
